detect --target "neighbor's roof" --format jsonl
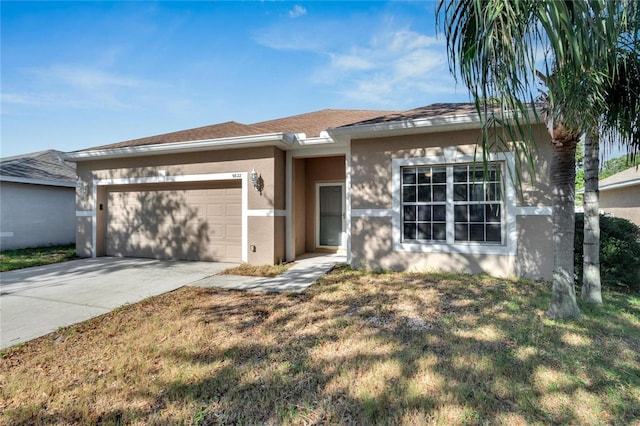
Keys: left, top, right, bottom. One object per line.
{"left": 84, "top": 109, "right": 399, "bottom": 152}
{"left": 0, "top": 150, "right": 76, "bottom": 185}
{"left": 599, "top": 166, "right": 640, "bottom": 191}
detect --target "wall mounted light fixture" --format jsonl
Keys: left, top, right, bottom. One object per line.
{"left": 250, "top": 167, "right": 264, "bottom": 194}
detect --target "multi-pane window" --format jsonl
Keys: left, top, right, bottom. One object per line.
{"left": 401, "top": 163, "right": 504, "bottom": 244}
{"left": 452, "top": 164, "right": 502, "bottom": 242}
{"left": 402, "top": 166, "right": 447, "bottom": 241}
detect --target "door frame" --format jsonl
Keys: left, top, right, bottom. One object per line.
{"left": 315, "top": 181, "right": 346, "bottom": 249}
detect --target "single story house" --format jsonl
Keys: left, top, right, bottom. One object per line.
{"left": 597, "top": 166, "right": 640, "bottom": 226}
{"left": 0, "top": 150, "right": 77, "bottom": 250}
{"left": 64, "top": 103, "right": 554, "bottom": 279}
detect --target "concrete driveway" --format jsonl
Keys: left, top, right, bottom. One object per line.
{"left": 0, "top": 257, "right": 236, "bottom": 349}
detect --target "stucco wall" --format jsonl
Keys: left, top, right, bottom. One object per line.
{"left": 351, "top": 216, "right": 519, "bottom": 276}
{"left": 351, "top": 127, "right": 552, "bottom": 210}
{"left": 75, "top": 146, "right": 285, "bottom": 264}
{"left": 516, "top": 215, "right": 554, "bottom": 280}
{"left": 349, "top": 125, "right": 555, "bottom": 280}
{"left": 0, "top": 182, "right": 75, "bottom": 250}
{"left": 599, "top": 186, "right": 640, "bottom": 226}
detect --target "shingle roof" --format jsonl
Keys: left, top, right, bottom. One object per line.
{"left": 336, "top": 103, "right": 479, "bottom": 128}
{"left": 78, "top": 109, "right": 398, "bottom": 152}
{"left": 253, "top": 109, "right": 398, "bottom": 138}
{"left": 75, "top": 103, "right": 482, "bottom": 153}
{"left": 0, "top": 150, "right": 76, "bottom": 184}
{"left": 87, "top": 121, "right": 272, "bottom": 151}
{"left": 599, "top": 166, "right": 640, "bottom": 190}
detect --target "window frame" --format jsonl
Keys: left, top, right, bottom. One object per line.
{"left": 391, "top": 148, "right": 517, "bottom": 255}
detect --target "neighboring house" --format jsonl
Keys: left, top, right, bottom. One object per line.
{"left": 65, "top": 103, "right": 554, "bottom": 280}
{"left": 0, "top": 150, "right": 77, "bottom": 250}
{"left": 597, "top": 166, "right": 640, "bottom": 225}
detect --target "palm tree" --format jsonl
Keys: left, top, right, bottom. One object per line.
{"left": 437, "top": 0, "right": 638, "bottom": 319}
{"left": 582, "top": 34, "right": 640, "bottom": 305}
{"left": 582, "top": 130, "right": 601, "bottom": 305}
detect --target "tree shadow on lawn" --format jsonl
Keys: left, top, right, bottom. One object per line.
{"left": 2, "top": 267, "right": 638, "bottom": 425}
{"left": 155, "top": 268, "right": 640, "bottom": 425}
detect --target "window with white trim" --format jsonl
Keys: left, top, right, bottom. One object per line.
{"left": 401, "top": 163, "right": 504, "bottom": 244}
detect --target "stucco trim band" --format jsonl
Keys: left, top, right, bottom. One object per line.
{"left": 247, "top": 209, "right": 286, "bottom": 217}
{"left": 353, "top": 207, "right": 552, "bottom": 218}
{"left": 515, "top": 206, "right": 553, "bottom": 215}
{"left": 351, "top": 209, "right": 393, "bottom": 217}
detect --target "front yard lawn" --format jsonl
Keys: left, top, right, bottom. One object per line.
{"left": 1, "top": 266, "right": 638, "bottom": 424}
{"left": 0, "top": 244, "right": 77, "bottom": 272}
{"left": 219, "top": 262, "right": 294, "bottom": 278}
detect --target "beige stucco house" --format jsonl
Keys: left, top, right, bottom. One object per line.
{"left": 597, "top": 166, "right": 640, "bottom": 225}
{"left": 65, "top": 103, "right": 554, "bottom": 280}
{"left": 0, "top": 150, "right": 77, "bottom": 250}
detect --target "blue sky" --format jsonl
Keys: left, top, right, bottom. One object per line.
{"left": 1, "top": 1, "right": 471, "bottom": 157}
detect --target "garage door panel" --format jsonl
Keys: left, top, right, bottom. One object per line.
{"left": 226, "top": 224, "right": 242, "bottom": 240}
{"left": 207, "top": 243, "right": 227, "bottom": 259}
{"left": 205, "top": 191, "right": 225, "bottom": 201}
{"left": 106, "top": 181, "right": 241, "bottom": 262}
{"left": 206, "top": 203, "right": 225, "bottom": 218}
{"left": 226, "top": 203, "right": 242, "bottom": 216}
{"left": 225, "top": 244, "right": 242, "bottom": 259}
{"left": 207, "top": 224, "right": 226, "bottom": 241}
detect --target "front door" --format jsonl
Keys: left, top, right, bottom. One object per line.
{"left": 317, "top": 183, "right": 345, "bottom": 248}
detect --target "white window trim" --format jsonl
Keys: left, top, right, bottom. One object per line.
{"left": 391, "top": 148, "right": 518, "bottom": 255}
{"left": 90, "top": 172, "right": 249, "bottom": 262}
{"left": 315, "top": 182, "right": 346, "bottom": 250}
{"left": 246, "top": 209, "right": 286, "bottom": 217}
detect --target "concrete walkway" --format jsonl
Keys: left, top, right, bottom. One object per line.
{"left": 192, "top": 252, "right": 347, "bottom": 292}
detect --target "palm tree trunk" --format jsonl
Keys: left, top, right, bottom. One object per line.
{"left": 582, "top": 130, "right": 602, "bottom": 304}
{"left": 548, "top": 137, "right": 581, "bottom": 320}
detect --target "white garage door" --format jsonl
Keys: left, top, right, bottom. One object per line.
{"left": 106, "top": 181, "right": 242, "bottom": 262}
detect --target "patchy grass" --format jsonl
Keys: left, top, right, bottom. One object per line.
{"left": 1, "top": 266, "right": 639, "bottom": 424}
{"left": 219, "top": 262, "right": 294, "bottom": 278}
{"left": 0, "top": 244, "right": 77, "bottom": 272}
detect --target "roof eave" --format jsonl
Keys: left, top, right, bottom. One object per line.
{"left": 0, "top": 175, "right": 76, "bottom": 187}
{"left": 599, "top": 179, "right": 640, "bottom": 192}
{"left": 63, "top": 132, "right": 293, "bottom": 162}
{"left": 329, "top": 116, "right": 482, "bottom": 141}
{"left": 327, "top": 109, "right": 541, "bottom": 141}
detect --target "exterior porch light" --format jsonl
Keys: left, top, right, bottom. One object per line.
{"left": 250, "top": 167, "right": 264, "bottom": 194}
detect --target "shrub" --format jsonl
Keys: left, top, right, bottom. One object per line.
{"left": 575, "top": 213, "right": 640, "bottom": 292}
